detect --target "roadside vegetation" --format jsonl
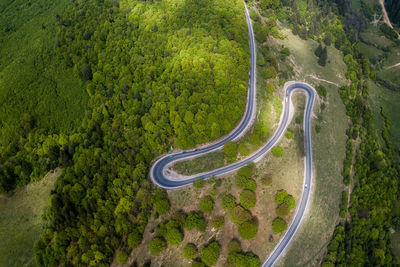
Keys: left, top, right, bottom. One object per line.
{"left": 128, "top": 104, "right": 306, "bottom": 265}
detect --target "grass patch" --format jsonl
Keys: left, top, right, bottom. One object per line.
{"left": 0, "top": 169, "right": 61, "bottom": 267}
{"left": 360, "top": 26, "right": 394, "bottom": 49}
{"left": 280, "top": 28, "right": 347, "bottom": 86}
{"left": 368, "top": 80, "right": 400, "bottom": 148}
{"left": 173, "top": 151, "right": 225, "bottom": 175}
{"left": 0, "top": 0, "right": 88, "bottom": 141}
{"left": 355, "top": 42, "right": 383, "bottom": 62}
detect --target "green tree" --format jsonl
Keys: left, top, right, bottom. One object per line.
{"left": 222, "top": 195, "right": 236, "bottom": 211}
{"left": 238, "top": 221, "right": 258, "bottom": 240}
{"left": 285, "top": 129, "right": 294, "bottom": 139}
{"left": 224, "top": 141, "right": 238, "bottom": 161}
{"left": 230, "top": 206, "right": 252, "bottom": 225}
{"left": 272, "top": 217, "right": 287, "bottom": 233}
{"left": 155, "top": 199, "right": 170, "bottom": 215}
{"left": 166, "top": 227, "right": 183, "bottom": 246}
{"left": 149, "top": 237, "right": 167, "bottom": 254}
{"left": 284, "top": 194, "right": 295, "bottom": 209}
{"left": 127, "top": 229, "right": 142, "bottom": 248}
{"left": 276, "top": 203, "right": 289, "bottom": 217}
{"left": 200, "top": 241, "right": 221, "bottom": 266}
{"left": 228, "top": 240, "right": 241, "bottom": 253}
{"left": 185, "top": 212, "right": 207, "bottom": 232}
{"left": 192, "top": 260, "right": 205, "bottom": 267}
{"left": 182, "top": 243, "right": 197, "bottom": 260}
{"left": 240, "top": 190, "right": 256, "bottom": 210}
{"left": 238, "top": 143, "right": 249, "bottom": 156}
{"left": 228, "top": 251, "right": 260, "bottom": 267}
{"left": 116, "top": 251, "right": 128, "bottom": 264}
{"left": 212, "top": 217, "right": 225, "bottom": 229}
{"left": 193, "top": 178, "right": 205, "bottom": 189}
{"left": 275, "top": 189, "right": 288, "bottom": 205}
{"left": 200, "top": 196, "right": 214, "bottom": 214}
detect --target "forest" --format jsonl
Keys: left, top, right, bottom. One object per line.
{"left": 0, "top": 0, "right": 251, "bottom": 265}
{"left": 385, "top": 0, "right": 400, "bottom": 24}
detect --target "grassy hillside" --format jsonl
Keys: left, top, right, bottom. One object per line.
{"left": 0, "top": 169, "right": 61, "bottom": 267}
{"left": 0, "top": 0, "right": 88, "bottom": 143}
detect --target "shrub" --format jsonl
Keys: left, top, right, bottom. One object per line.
{"left": 193, "top": 178, "right": 205, "bottom": 189}
{"left": 228, "top": 240, "right": 241, "bottom": 253}
{"left": 263, "top": 66, "right": 277, "bottom": 79}
{"left": 238, "top": 143, "right": 249, "bottom": 156}
{"left": 182, "top": 243, "right": 197, "bottom": 260}
{"left": 185, "top": 212, "right": 207, "bottom": 232}
{"left": 237, "top": 166, "right": 252, "bottom": 179}
{"left": 276, "top": 203, "right": 289, "bottom": 217}
{"left": 236, "top": 175, "right": 248, "bottom": 188}
{"left": 240, "top": 190, "right": 256, "bottom": 210}
{"left": 228, "top": 251, "right": 260, "bottom": 267}
{"left": 127, "top": 229, "right": 142, "bottom": 248}
{"left": 272, "top": 217, "right": 287, "bottom": 233}
{"left": 155, "top": 198, "right": 170, "bottom": 215}
{"left": 295, "top": 115, "right": 303, "bottom": 124}
{"left": 238, "top": 221, "right": 258, "bottom": 240}
{"left": 166, "top": 227, "right": 183, "bottom": 246}
{"left": 315, "top": 124, "right": 322, "bottom": 133}
{"left": 171, "top": 210, "right": 187, "bottom": 227}
{"left": 222, "top": 195, "right": 236, "bottom": 211}
{"left": 285, "top": 129, "right": 294, "bottom": 139}
{"left": 200, "top": 196, "right": 214, "bottom": 214}
{"left": 245, "top": 178, "right": 257, "bottom": 191}
{"left": 116, "top": 251, "right": 128, "bottom": 264}
{"left": 271, "top": 146, "right": 284, "bottom": 157}
{"left": 192, "top": 260, "right": 205, "bottom": 267}
{"left": 275, "top": 189, "right": 288, "bottom": 205}
{"left": 212, "top": 217, "right": 225, "bottom": 229}
{"left": 230, "top": 206, "right": 252, "bottom": 225}
{"left": 200, "top": 241, "right": 221, "bottom": 266}
{"left": 284, "top": 195, "right": 295, "bottom": 209}
{"left": 149, "top": 237, "right": 167, "bottom": 254}
{"left": 224, "top": 141, "right": 238, "bottom": 161}
{"left": 262, "top": 174, "right": 272, "bottom": 186}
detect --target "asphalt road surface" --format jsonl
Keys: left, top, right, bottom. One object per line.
{"left": 150, "top": 2, "right": 317, "bottom": 266}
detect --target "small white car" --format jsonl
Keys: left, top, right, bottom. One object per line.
{"left": 305, "top": 184, "right": 308, "bottom": 189}
{"left": 285, "top": 97, "right": 288, "bottom": 103}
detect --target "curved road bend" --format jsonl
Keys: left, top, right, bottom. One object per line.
{"left": 150, "top": 2, "right": 317, "bottom": 267}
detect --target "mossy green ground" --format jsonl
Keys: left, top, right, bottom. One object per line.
{"left": 0, "top": 0, "right": 88, "bottom": 141}
{"left": 0, "top": 169, "right": 61, "bottom": 267}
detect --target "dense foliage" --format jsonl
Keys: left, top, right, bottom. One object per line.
{"left": 149, "top": 237, "right": 167, "bottom": 255}
{"left": 200, "top": 196, "right": 214, "bottom": 214}
{"left": 320, "top": 2, "right": 400, "bottom": 264}
{"left": 385, "top": 0, "right": 400, "bottom": 24}
{"left": 239, "top": 189, "right": 256, "bottom": 210}
{"left": 182, "top": 243, "right": 198, "bottom": 260}
{"left": 272, "top": 217, "right": 287, "bottom": 234}
{"left": 185, "top": 211, "right": 207, "bottom": 232}
{"left": 31, "top": 0, "right": 250, "bottom": 265}
{"left": 238, "top": 220, "right": 258, "bottom": 240}
{"left": 200, "top": 241, "right": 221, "bottom": 266}
{"left": 222, "top": 194, "right": 236, "bottom": 211}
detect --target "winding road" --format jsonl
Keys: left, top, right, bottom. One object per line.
{"left": 150, "top": 2, "right": 316, "bottom": 266}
